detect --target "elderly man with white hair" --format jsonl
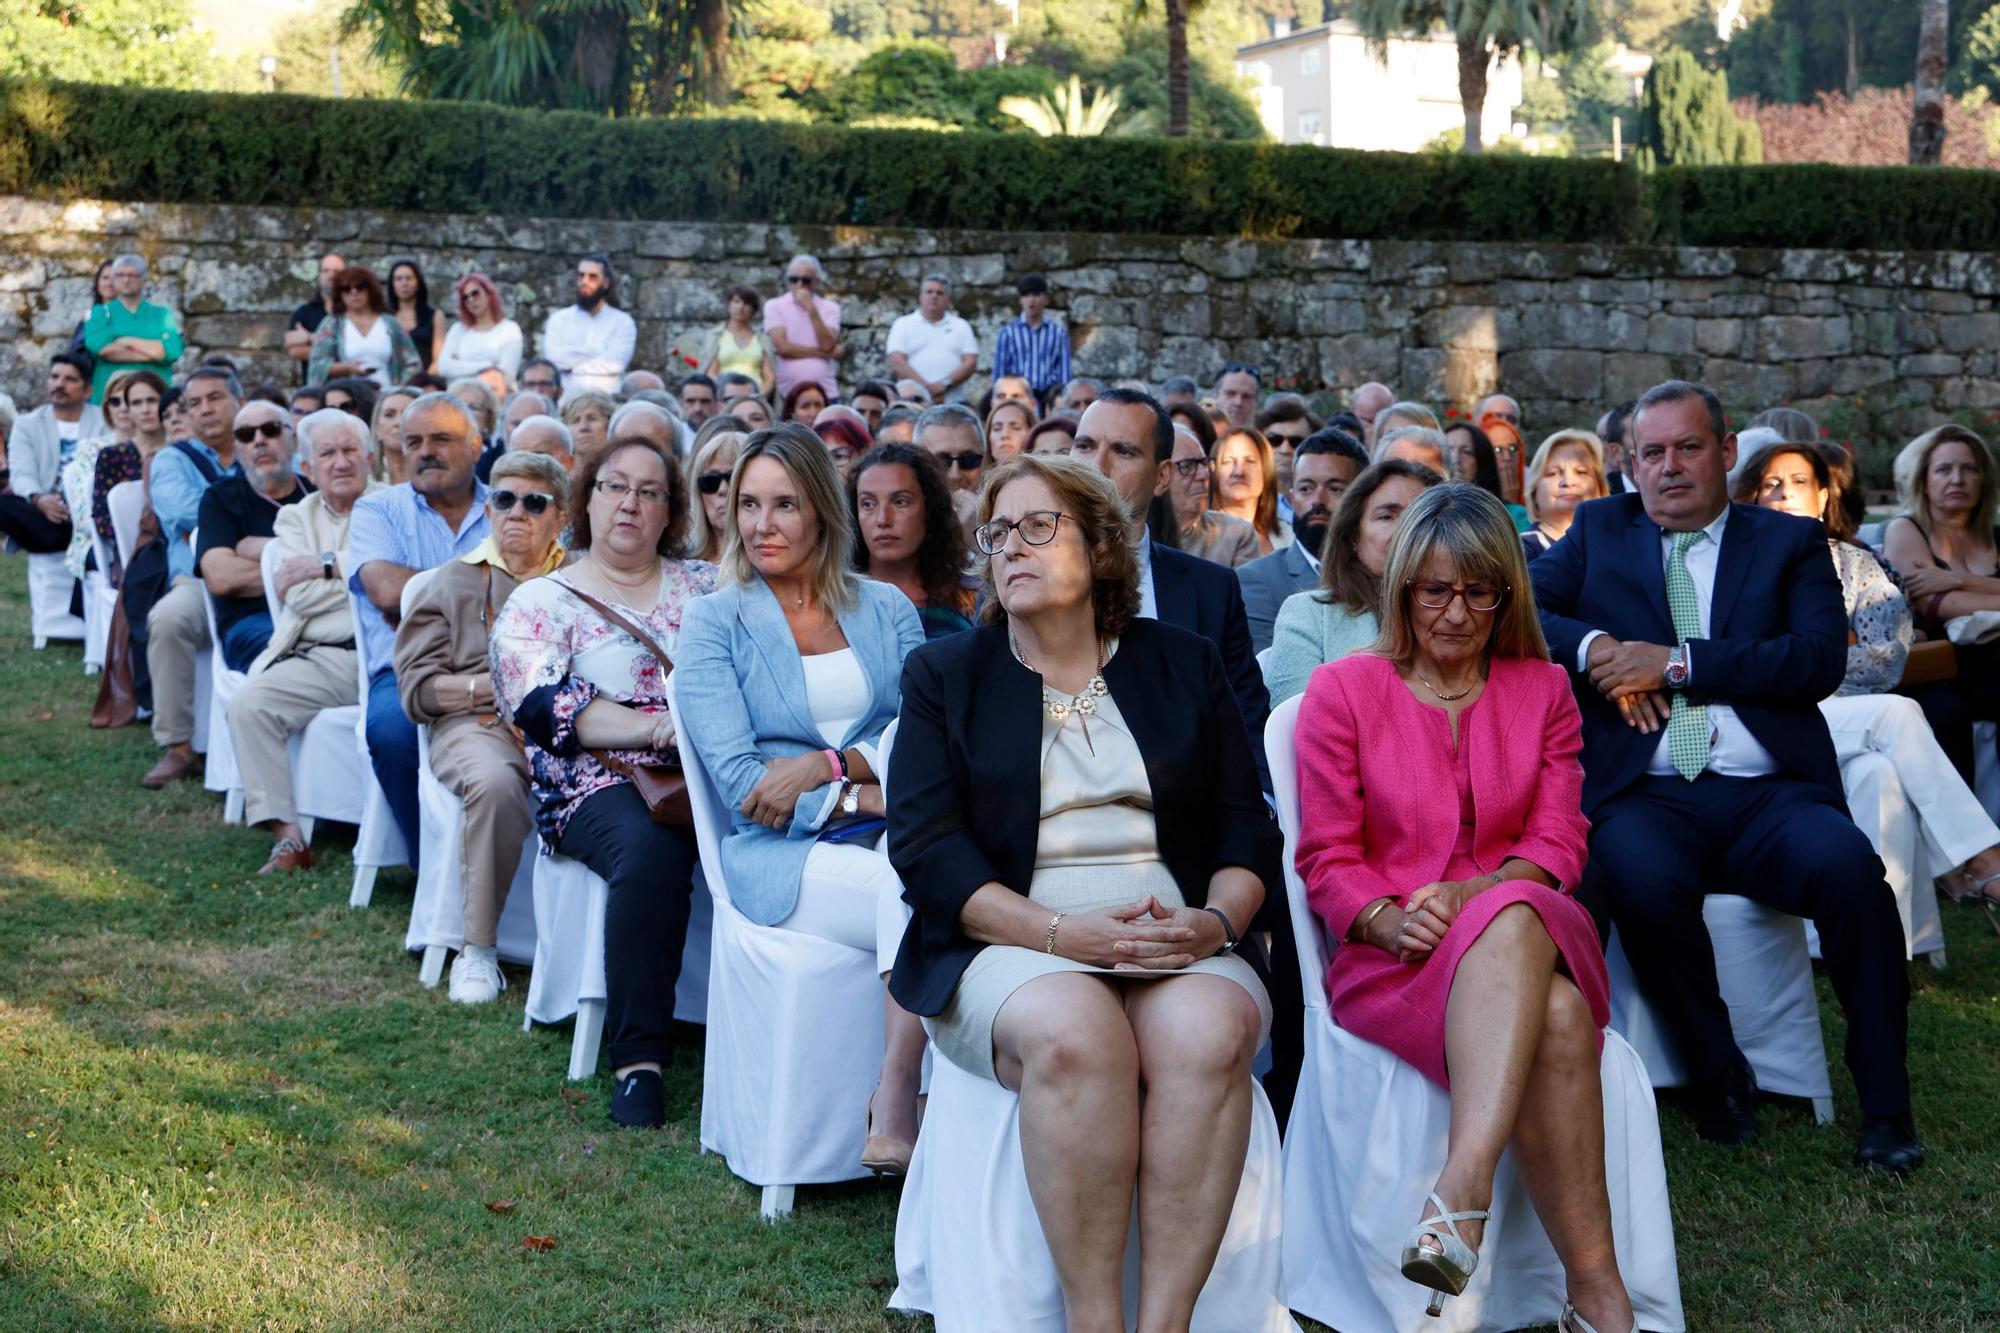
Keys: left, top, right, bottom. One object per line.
{"left": 1373, "top": 423, "right": 1450, "bottom": 476}
{"left": 507, "top": 414, "right": 576, "bottom": 472}
{"left": 765, "top": 252, "right": 842, "bottom": 404}
{"left": 227, "top": 408, "right": 384, "bottom": 874}
{"left": 81, "top": 253, "right": 183, "bottom": 404}
{"left": 607, "top": 398, "right": 684, "bottom": 455}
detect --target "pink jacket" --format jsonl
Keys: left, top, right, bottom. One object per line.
{"left": 1294, "top": 652, "right": 1591, "bottom": 938}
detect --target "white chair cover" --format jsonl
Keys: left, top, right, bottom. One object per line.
{"left": 343, "top": 583, "right": 409, "bottom": 907}
{"left": 197, "top": 565, "right": 249, "bottom": 824}
{"left": 1265, "top": 694, "right": 1686, "bottom": 1333}
{"left": 668, "top": 668, "right": 884, "bottom": 1205}
{"left": 26, "top": 550, "right": 85, "bottom": 648}
{"left": 107, "top": 480, "right": 145, "bottom": 574}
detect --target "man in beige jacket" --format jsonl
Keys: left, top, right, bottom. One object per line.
{"left": 229, "top": 409, "right": 383, "bottom": 874}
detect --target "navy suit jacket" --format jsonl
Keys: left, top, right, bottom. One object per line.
{"left": 1236, "top": 541, "right": 1319, "bottom": 656}
{"left": 1152, "top": 539, "right": 1273, "bottom": 792}
{"left": 1528, "top": 493, "right": 1847, "bottom": 818}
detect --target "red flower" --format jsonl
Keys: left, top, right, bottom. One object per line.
{"left": 1819, "top": 426, "right": 1830, "bottom": 437}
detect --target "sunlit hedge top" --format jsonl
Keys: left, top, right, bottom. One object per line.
{"left": 4, "top": 79, "right": 1999, "bottom": 253}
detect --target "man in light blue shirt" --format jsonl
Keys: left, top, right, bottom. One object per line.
{"left": 348, "top": 392, "right": 491, "bottom": 867}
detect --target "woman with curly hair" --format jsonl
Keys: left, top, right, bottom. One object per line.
{"left": 849, "top": 443, "right": 975, "bottom": 640}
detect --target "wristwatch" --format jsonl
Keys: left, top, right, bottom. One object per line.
{"left": 319, "top": 550, "right": 337, "bottom": 581}
{"left": 1664, "top": 644, "right": 1690, "bottom": 690}
{"left": 1202, "top": 906, "right": 1239, "bottom": 955}
{"left": 839, "top": 779, "right": 861, "bottom": 817}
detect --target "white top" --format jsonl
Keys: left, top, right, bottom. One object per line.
{"left": 343, "top": 316, "right": 396, "bottom": 388}
{"left": 438, "top": 319, "right": 525, "bottom": 381}
{"left": 1575, "top": 506, "right": 1780, "bottom": 779}
{"left": 801, "top": 646, "right": 870, "bottom": 748}
{"left": 540, "top": 303, "right": 638, "bottom": 399}
{"left": 886, "top": 310, "right": 978, "bottom": 388}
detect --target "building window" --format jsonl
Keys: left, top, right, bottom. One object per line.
{"left": 1301, "top": 46, "right": 1322, "bottom": 76}
{"left": 1298, "top": 110, "right": 1323, "bottom": 141}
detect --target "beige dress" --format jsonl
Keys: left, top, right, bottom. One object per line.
{"left": 927, "top": 681, "right": 1273, "bottom": 1081}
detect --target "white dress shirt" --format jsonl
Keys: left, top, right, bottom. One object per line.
{"left": 1576, "top": 506, "right": 1779, "bottom": 778}
{"left": 1136, "top": 530, "right": 1158, "bottom": 621}
{"left": 540, "top": 303, "right": 637, "bottom": 398}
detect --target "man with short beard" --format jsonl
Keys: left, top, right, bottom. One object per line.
{"left": 1235, "top": 429, "right": 1367, "bottom": 654}
{"left": 1, "top": 352, "right": 103, "bottom": 552}
{"left": 539, "top": 254, "right": 636, "bottom": 400}
{"left": 677, "top": 373, "right": 719, "bottom": 428}
{"left": 348, "top": 392, "right": 491, "bottom": 868}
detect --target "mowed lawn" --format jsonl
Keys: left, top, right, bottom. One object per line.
{"left": 0, "top": 557, "right": 1995, "bottom": 1332}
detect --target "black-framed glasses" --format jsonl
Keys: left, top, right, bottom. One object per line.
{"left": 233, "top": 421, "right": 286, "bottom": 443}
{"left": 696, "top": 470, "right": 731, "bottom": 495}
{"left": 975, "top": 510, "right": 1066, "bottom": 555}
{"left": 1406, "top": 580, "right": 1508, "bottom": 613}
{"left": 490, "top": 488, "right": 555, "bottom": 516}
{"left": 595, "top": 478, "right": 668, "bottom": 507}
{"left": 933, "top": 451, "right": 983, "bottom": 473}
{"left": 1172, "top": 458, "right": 1212, "bottom": 478}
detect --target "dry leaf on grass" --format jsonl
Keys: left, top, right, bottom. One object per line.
{"left": 485, "top": 1199, "right": 516, "bottom": 1214}
{"left": 522, "top": 1235, "right": 556, "bottom": 1252}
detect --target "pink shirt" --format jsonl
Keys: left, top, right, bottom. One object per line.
{"left": 764, "top": 292, "right": 841, "bottom": 400}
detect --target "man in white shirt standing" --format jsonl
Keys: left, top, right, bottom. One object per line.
{"left": 539, "top": 254, "right": 636, "bottom": 402}
{"left": 886, "top": 274, "right": 977, "bottom": 404}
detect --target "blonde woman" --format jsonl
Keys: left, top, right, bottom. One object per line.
{"left": 561, "top": 389, "right": 617, "bottom": 459}
{"left": 1211, "top": 425, "right": 1291, "bottom": 555}
{"left": 1521, "top": 429, "right": 1608, "bottom": 560}
{"left": 684, "top": 418, "right": 747, "bottom": 562}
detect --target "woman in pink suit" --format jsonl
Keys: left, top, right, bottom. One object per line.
{"left": 1294, "top": 482, "right": 1636, "bottom": 1333}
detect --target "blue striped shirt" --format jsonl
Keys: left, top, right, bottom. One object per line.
{"left": 346, "top": 480, "right": 491, "bottom": 676}
{"left": 992, "top": 317, "right": 1073, "bottom": 395}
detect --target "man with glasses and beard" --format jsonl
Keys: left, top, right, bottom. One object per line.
{"left": 539, "top": 254, "right": 636, "bottom": 400}
{"left": 1236, "top": 429, "right": 1368, "bottom": 654}
{"left": 765, "top": 253, "right": 842, "bottom": 405}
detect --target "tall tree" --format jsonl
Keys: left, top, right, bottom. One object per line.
{"left": 0, "top": 0, "right": 245, "bottom": 89}
{"left": 1352, "top": 0, "right": 1598, "bottom": 153}
{"left": 1637, "top": 45, "right": 1762, "bottom": 164}
{"left": 1131, "top": 0, "right": 1198, "bottom": 136}
{"left": 1910, "top": 0, "right": 1950, "bottom": 163}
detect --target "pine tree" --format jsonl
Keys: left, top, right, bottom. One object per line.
{"left": 1637, "top": 47, "right": 1763, "bottom": 166}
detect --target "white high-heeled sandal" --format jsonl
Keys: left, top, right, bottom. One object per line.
{"left": 1399, "top": 1190, "right": 1489, "bottom": 1317}
{"left": 1560, "top": 1300, "right": 1639, "bottom": 1333}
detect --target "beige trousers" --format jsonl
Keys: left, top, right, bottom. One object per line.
{"left": 228, "top": 645, "right": 359, "bottom": 828}
{"left": 146, "top": 576, "right": 210, "bottom": 747}
{"left": 429, "top": 712, "right": 534, "bottom": 948}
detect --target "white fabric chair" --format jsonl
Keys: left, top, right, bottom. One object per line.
{"left": 196, "top": 557, "right": 249, "bottom": 826}
{"left": 342, "top": 584, "right": 410, "bottom": 908}
{"left": 26, "top": 550, "right": 85, "bottom": 649}
{"left": 1265, "top": 694, "right": 1687, "bottom": 1333}
{"left": 82, "top": 511, "right": 119, "bottom": 675}
{"left": 107, "top": 480, "right": 146, "bottom": 576}
{"left": 669, "top": 668, "right": 884, "bottom": 1221}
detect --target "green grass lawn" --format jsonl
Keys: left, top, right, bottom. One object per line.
{"left": 0, "top": 558, "right": 1995, "bottom": 1331}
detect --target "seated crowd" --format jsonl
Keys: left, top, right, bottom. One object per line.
{"left": 14, "top": 240, "right": 2000, "bottom": 1332}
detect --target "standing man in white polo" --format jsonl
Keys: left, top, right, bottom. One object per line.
{"left": 886, "top": 274, "right": 977, "bottom": 404}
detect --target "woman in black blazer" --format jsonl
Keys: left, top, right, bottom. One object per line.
{"left": 888, "top": 453, "right": 1280, "bottom": 1331}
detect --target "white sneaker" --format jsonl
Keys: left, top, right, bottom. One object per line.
{"left": 448, "top": 945, "right": 505, "bottom": 1004}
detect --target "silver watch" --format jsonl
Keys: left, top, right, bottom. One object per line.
{"left": 840, "top": 779, "right": 861, "bottom": 817}
{"left": 1665, "top": 644, "right": 1689, "bottom": 690}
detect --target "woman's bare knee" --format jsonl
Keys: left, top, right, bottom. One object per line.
{"left": 1130, "top": 978, "right": 1260, "bottom": 1083}
{"left": 995, "top": 975, "right": 1136, "bottom": 1088}
{"left": 1538, "top": 977, "right": 1598, "bottom": 1071}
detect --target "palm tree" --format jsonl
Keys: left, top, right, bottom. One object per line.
{"left": 1129, "top": 0, "right": 1196, "bottom": 137}
{"left": 1910, "top": 0, "right": 1949, "bottom": 165}
{"left": 1352, "top": 0, "right": 1593, "bottom": 154}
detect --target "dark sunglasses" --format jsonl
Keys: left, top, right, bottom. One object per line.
{"left": 934, "top": 451, "right": 983, "bottom": 472}
{"left": 233, "top": 421, "right": 286, "bottom": 443}
{"left": 786, "top": 275, "right": 815, "bottom": 286}
{"left": 696, "top": 470, "right": 731, "bottom": 495}
{"left": 490, "top": 488, "right": 555, "bottom": 516}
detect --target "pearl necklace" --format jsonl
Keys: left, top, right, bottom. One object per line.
{"left": 1013, "top": 635, "right": 1109, "bottom": 726}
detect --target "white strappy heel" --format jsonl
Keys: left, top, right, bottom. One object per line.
{"left": 1560, "top": 1299, "right": 1639, "bottom": 1333}
{"left": 1399, "top": 1190, "right": 1490, "bottom": 1317}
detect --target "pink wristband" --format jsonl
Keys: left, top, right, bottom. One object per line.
{"left": 822, "top": 748, "right": 842, "bottom": 781}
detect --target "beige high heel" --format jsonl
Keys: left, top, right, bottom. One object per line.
{"left": 1559, "top": 1300, "right": 1639, "bottom": 1333}
{"left": 861, "top": 1088, "right": 913, "bottom": 1177}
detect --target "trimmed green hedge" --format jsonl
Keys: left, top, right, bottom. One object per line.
{"left": 3, "top": 79, "right": 1999, "bottom": 252}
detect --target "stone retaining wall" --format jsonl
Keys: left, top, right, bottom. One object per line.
{"left": 3, "top": 195, "right": 1995, "bottom": 469}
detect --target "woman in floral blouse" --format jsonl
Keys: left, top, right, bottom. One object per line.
{"left": 490, "top": 433, "right": 718, "bottom": 1128}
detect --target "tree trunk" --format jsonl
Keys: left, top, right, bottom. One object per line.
{"left": 1910, "top": 0, "right": 1950, "bottom": 165}
{"left": 1167, "top": 0, "right": 1190, "bottom": 137}
{"left": 1458, "top": 30, "right": 1487, "bottom": 154}
{"left": 694, "top": 0, "right": 732, "bottom": 108}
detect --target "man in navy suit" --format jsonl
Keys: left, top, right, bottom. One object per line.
{"left": 1236, "top": 428, "right": 1367, "bottom": 653}
{"left": 1531, "top": 380, "right": 1919, "bottom": 1173}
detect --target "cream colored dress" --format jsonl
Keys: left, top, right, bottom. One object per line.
{"left": 927, "top": 680, "right": 1273, "bottom": 1081}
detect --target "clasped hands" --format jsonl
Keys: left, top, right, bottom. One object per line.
{"left": 1366, "top": 879, "right": 1486, "bottom": 964}
{"left": 1585, "top": 635, "right": 1673, "bottom": 735}
{"left": 1055, "top": 895, "right": 1228, "bottom": 971}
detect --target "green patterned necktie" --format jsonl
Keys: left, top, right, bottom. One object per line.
{"left": 1665, "top": 529, "right": 1711, "bottom": 782}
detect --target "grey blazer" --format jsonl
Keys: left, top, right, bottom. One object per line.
{"left": 1236, "top": 540, "right": 1319, "bottom": 655}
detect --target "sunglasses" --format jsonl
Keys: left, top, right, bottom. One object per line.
{"left": 490, "top": 488, "right": 555, "bottom": 516}
{"left": 233, "top": 421, "right": 287, "bottom": 444}
{"left": 697, "top": 470, "right": 731, "bottom": 495}
{"left": 786, "top": 275, "right": 815, "bottom": 286}
{"left": 933, "top": 451, "right": 984, "bottom": 473}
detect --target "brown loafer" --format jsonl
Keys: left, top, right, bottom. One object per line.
{"left": 141, "top": 748, "right": 198, "bottom": 789}
{"left": 258, "top": 837, "right": 315, "bottom": 875}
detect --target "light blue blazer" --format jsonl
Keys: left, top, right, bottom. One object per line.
{"left": 676, "top": 574, "right": 924, "bottom": 926}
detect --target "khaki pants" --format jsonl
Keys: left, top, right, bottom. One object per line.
{"left": 228, "top": 645, "right": 360, "bottom": 828}
{"left": 146, "top": 576, "right": 210, "bottom": 747}
{"left": 429, "top": 712, "right": 534, "bottom": 948}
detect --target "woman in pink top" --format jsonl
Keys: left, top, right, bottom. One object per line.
{"left": 1293, "top": 483, "right": 1634, "bottom": 1333}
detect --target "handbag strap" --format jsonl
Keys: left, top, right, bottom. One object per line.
{"left": 563, "top": 578, "right": 678, "bottom": 681}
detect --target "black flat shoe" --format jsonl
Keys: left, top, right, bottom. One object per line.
{"left": 1854, "top": 1115, "right": 1924, "bottom": 1176}
{"left": 609, "top": 1069, "right": 665, "bottom": 1129}
{"left": 1693, "top": 1068, "right": 1760, "bottom": 1147}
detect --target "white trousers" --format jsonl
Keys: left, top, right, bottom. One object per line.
{"left": 1823, "top": 693, "right": 2000, "bottom": 876}
{"left": 780, "top": 840, "right": 907, "bottom": 975}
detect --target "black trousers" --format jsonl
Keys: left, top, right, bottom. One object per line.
{"left": 1581, "top": 773, "right": 1910, "bottom": 1118}
{"left": 1259, "top": 914, "right": 1303, "bottom": 1131}
{"left": 555, "top": 782, "right": 699, "bottom": 1071}
{"left": 0, "top": 493, "right": 72, "bottom": 554}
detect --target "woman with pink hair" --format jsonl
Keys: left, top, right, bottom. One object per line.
{"left": 439, "top": 273, "right": 525, "bottom": 387}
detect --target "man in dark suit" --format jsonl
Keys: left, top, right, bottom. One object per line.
{"left": 1531, "top": 380, "right": 1919, "bottom": 1173}
{"left": 1236, "top": 429, "right": 1368, "bottom": 653}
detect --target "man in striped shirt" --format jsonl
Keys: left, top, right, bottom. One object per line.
{"left": 990, "top": 273, "right": 1072, "bottom": 407}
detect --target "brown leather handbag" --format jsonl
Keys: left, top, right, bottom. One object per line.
{"left": 1898, "top": 638, "right": 1958, "bottom": 687}
{"left": 566, "top": 584, "right": 693, "bottom": 828}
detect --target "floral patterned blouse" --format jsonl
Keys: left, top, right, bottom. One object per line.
{"left": 1830, "top": 537, "right": 1911, "bottom": 697}
{"left": 489, "top": 559, "right": 718, "bottom": 847}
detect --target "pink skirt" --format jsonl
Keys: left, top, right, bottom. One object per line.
{"left": 1326, "top": 880, "right": 1610, "bottom": 1089}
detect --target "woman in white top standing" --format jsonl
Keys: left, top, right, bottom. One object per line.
{"left": 676, "top": 423, "right": 929, "bottom": 1176}
{"left": 439, "top": 273, "right": 525, "bottom": 386}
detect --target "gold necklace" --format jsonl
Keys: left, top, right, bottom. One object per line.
{"left": 1013, "top": 635, "right": 1109, "bottom": 724}
{"left": 1415, "top": 673, "right": 1477, "bottom": 702}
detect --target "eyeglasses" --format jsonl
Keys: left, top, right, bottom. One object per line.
{"left": 696, "top": 470, "right": 731, "bottom": 495}
{"left": 490, "top": 488, "right": 555, "bottom": 516}
{"left": 975, "top": 510, "right": 1066, "bottom": 555}
{"left": 595, "top": 478, "right": 669, "bottom": 507}
{"left": 522, "top": 378, "right": 559, "bottom": 394}
{"left": 932, "top": 451, "right": 983, "bottom": 473}
{"left": 233, "top": 421, "right": 287, "bottom": 443}
{"left": 1406, "top": 580, "right": 1509, "bottom": 613}
{"left": 786, "top": 275, "right": 815, "bottom": 286}
{"left": 1172, "top": 458, "right": 1212, "bottom": 478}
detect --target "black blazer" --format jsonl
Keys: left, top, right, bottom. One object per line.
{"left": 887, "top": 617, "right": 1280, "bottom": 1019}
{"left": 1151, "top": 540, "right": 1273, "bottom": 791}
{"left": 1528, "top": 493, "right": 1847, "bottom": 817}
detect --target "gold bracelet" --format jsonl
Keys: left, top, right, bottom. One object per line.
{"left": 1045, "top": 912, "right": 1065, "bottom": 955}
{"left": 1351, "top": 897, "right": 1395, "bottom": 944}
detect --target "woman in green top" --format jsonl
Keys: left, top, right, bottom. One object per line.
{"left": 1263, "top": 458, "right": 1442, "bottom": 705}
{"left": 81, "top": 255, "right": 184, "bottom": 404}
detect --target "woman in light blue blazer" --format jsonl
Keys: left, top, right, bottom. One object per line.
{"left": 677, "top": 423, "right": 928, "bottom": 1176}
